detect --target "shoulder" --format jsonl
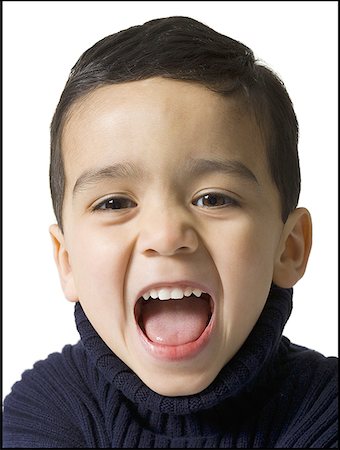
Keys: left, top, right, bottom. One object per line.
{"left": 276, "top": 338, "right": 338, "bottom": 448}
{"left": 3, "top": 342, "right": 111, "bottom": 448}
{"left": 280, "top": 337, "right": 337, "bottom": 390}
{"left": 6, "top": 341, "right": 94, "bottom": 406}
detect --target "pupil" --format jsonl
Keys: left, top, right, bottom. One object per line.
{"left": 206, "top": 195, "right": 218, "bottom": 206}
{"left": 108, "top": 199, "right": 121, "bottom": 209}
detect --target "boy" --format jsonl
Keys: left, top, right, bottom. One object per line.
{"left": 3, "top": 16, "right": 337, "bottom": 448}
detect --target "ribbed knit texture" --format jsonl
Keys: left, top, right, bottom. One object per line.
{"left": 3, "top": 285, "right": 338, "bottom": 448}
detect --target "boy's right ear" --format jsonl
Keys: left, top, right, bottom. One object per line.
{"left": 49, "top": 224, "right": 79, "bottom": 302}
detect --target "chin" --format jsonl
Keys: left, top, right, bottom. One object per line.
{"left": 142, "top": 370, "right": 217, "bottom": 397}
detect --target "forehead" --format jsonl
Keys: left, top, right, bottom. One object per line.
{"left": 62, "top": 78, "right": 268, "bottom": 187}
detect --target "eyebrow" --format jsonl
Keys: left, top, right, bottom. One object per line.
{"left": 72, "top": 162, "right": 143, "bottom": 196}
{"left": 185, "top": 158, "right": 259, "bottom": 184}
{"left": 72, "top": 157, "right": 259, "bottom": 197}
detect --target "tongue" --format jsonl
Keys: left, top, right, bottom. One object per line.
{"left": 141, "top": 296, "right": 211, "bottom": 345}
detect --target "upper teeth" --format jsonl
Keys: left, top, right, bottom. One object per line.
{"left": 142, "top": 287, "right": 204, "bottom": 301}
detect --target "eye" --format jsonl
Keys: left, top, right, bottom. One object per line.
{"left": 93, "top": 196, "right": 137, "bottom": 211}
{"left": 193, "top": 193, "right": 238, "bottom": 208}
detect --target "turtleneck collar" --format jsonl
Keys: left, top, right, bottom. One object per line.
{"left": 75, "top": 284, "right": 292, "bottom": 415}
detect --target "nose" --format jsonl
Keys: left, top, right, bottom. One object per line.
{"left": 137, "top": 205, "right": 199, "bottom": 257}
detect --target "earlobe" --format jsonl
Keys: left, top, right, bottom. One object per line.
{"left": 273, "top": 208, "right": 312, "bottom": 288}
{"left": 49, "top": 224, "right": 79, "bottom": 302}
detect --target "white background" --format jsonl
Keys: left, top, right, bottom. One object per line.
{"left": 3, "top": 1, "right": 338, "bottom": 401}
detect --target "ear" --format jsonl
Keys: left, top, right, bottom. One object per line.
{"left": 273, "top": 207, "right": 312, "bottom": 288}
{"left": 49, "top": 224, "right": 78, "bottom": 302}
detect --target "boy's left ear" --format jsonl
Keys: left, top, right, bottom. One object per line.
{"left": 273, "top": 207, "right": 312, "bottom": 288}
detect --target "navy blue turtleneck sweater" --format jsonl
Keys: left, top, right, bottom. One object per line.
{"left": 3, "top": 286, "right": 338, "bottom": 448}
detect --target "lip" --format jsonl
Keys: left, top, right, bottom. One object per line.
{"left": 134, "top": 280, "right": 216, "bottom": 361}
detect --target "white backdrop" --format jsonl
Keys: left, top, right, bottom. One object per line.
{"left": 3, "top": 1, "right": 338, "bottom": 401}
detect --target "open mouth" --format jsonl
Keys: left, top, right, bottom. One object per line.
{"left": 134, "top": 285, "right": 214, "bottom": 359}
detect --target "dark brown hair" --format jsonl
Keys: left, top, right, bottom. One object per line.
{"left": 50, "top": 16, "right": 300, "bottom": 231}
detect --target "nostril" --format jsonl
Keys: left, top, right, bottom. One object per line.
{"left": 143, "top": 245, "right": 193, "bottom": 257}
{"left": 143, "top": 248, "right": 159, "bottom": 257}
{"left": 178, "top": 246, "right": 191, "bottom": 252}
{"left": 138, "top": 223, "right": 199, "bottom": 256}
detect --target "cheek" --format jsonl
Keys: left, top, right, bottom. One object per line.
{"left": 68, "top": 225, "right": 132, "bottom": 306}
{"left": 66, "top": 226, "right": 136, "bottom": 352}
{"left": 207, "top": 218, "right": 279, "bottom": 357}
{"left": 208, "top": 217, "right": 279, "bottom": 303}
{"left": 214, "top": 217, "right": 276, "bottom": 265}
{"left": 245, "top": 222, "right": 281, "bottom": 281}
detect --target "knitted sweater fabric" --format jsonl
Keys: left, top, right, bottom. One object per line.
{"left": 3, "top": 286, "right": 338, "bottom": 448}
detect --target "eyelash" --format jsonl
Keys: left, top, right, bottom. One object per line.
{"left": 92, "top": 192, "right": 238, "bottom": 212}
{"left": 93, "top": 196, "right": 137, "bottom": 211}
{"left": 192, "top": 192, "right": 238, "bottom": 209}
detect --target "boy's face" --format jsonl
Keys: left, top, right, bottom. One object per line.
{"left": 57, "top": 78, "right": 285, "bottom": 396}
